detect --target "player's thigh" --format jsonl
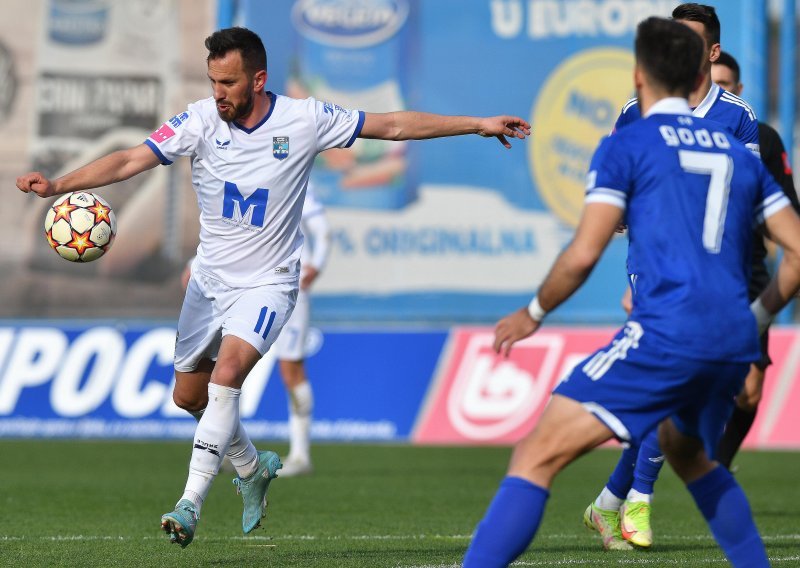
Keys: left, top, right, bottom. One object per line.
{"left": 658, "top": 418, "right": 715, "bottom": 484}
{"left": 508, "top": 394, "right": 614, "bottom": 487}
{"left": 273, "top": 289, "right": 310, "bottom": 362}
{"left": 174, "top": 273, "right": 222, "bottom": 373}
{"left": 211, "top": 334, "right": 264, "bottom": 389}
{"left": 671, "top": 360, "right": 748, "bottom": 460}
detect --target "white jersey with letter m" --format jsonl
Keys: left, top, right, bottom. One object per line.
{"left": 145, "top": 92, "right": 364, "bottom": 286}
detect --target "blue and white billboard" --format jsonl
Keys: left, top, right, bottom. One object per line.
{"left": 244, "top": 0, "right": 767, "bottom": 324}
{"left": 0, "top": 322, "right": 446, "bottom": 439}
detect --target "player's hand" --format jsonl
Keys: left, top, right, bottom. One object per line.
{"left": 300, "top": 266, "right": 320, "bottom": 290}
{"left": 477, "top": 116, "right": 531, "bottom": 148}
{"left": 16, "top": 172, "right": 56, "bottom": 198}
{"left": 621, "top": 287, "right": 633, "bottom": 315}
{"left": 493, "top": 307, "right": 540, "bottom": 357}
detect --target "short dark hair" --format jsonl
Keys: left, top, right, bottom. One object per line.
{"left": 204, "top": 27, "right": 267, "bottom": 75}
{"left": 635, "top": 17, "right": 704, "bottom": 97}
{"left": 714, "top": 51, "right": 741, "bottom": 84}
{"left": 672, "top": 3, "right": 721, "bottom": 46}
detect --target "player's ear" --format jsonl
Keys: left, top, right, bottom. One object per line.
{"left": 254, "top": 69, "right": 267, "bottom": 92}
{"left": 736, "top": 82, "right": 744, "bottom": 97}
{"left": 708, "top": 43, "right": 721, "bottom": 64}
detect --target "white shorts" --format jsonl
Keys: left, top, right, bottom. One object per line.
{"left": 174, "top": 270, "right": 298, "bottom": 372}
{"left": 272, "top": 288, "right": 310, "bottom": 361}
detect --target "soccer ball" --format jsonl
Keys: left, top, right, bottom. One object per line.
{"left": 44, "top": 191, "right": 116, "bottom": 262}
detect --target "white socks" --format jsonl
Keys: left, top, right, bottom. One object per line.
{"left": 595, "top": 486, "right": 624, "bottom": 511}
{"left": 287, "top": 381, "right": 313, "bottom": 462}
{"left": 626, "top": 488, "right": 652, "bottom": 504}
{"left": 182, "top": 383, "right": 257, "bottom": 512}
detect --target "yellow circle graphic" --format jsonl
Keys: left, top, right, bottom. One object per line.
{"left": 530, "top": 48, "right": 635, "bottom": 227}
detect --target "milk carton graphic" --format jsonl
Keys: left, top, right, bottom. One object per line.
{"left": 291, "top": 0, "right": 417, "bottom": 209}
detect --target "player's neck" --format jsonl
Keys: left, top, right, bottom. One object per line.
{"left": 688, "top": 75, "right": 712, "bottom": 108}
{"left": 234, "top": 91, "right": 271, "bottom": 130}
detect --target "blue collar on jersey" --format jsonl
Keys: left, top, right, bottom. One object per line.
{"left": 232, "top": 91, "right": 277, "bottom": 134}
{"left": 644, "top": 97, "right": 692, "bottom": 118}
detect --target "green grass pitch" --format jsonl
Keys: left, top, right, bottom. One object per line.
{"left": 0, "top": 441, "right": 797, "bottom": 567}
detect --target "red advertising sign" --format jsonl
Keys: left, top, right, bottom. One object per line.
{"left": 413, "top": 326, "right": 800, "bottom": 448}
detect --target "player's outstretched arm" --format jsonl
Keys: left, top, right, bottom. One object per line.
{"left": 16, "top": 144, "right": 161, "bottom": 198}
{"left": 753, "top": 206, "right": 800, "bottom": 331}
{"left": 494, "top": 203, "right": 622, "bottom": 356}
{"left": 359, "top": 112, "right": 531, "bottom": 148}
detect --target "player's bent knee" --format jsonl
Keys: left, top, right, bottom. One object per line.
{"left": 172, "top": 390, "right": 207, "bottom": 413}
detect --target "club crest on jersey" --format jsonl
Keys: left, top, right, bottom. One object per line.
{"left": 273, "top": 136, "right": 289, "bottom": 160}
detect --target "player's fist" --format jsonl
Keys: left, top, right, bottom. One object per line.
{"left": 16, "top": 172, "right": 56, "bottom": 198}
{"left": 493, "top": 306, "right": 540, "bottom": 357}
{"left": 477, "top": 116, "right": 532, "bottom": 148}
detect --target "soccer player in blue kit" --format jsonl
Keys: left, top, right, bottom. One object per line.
{"left": 15, "top": 27, "right": 530, "bottom": 548}
{"left": 586, "top": 4, "right": 766, "bottom": 550}
{"left": 463, "top": 16, "right": 800, "bottom": 568}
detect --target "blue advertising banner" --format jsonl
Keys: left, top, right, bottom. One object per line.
{"left": 0, "top": 322, "right": 447, "bottom": 440}
{"left": 243, "top": 0, "right": 767, "bottom": 324}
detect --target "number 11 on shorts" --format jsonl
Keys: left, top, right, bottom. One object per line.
{"left": 254, "top": 306, "right": 277, "bottom": 339}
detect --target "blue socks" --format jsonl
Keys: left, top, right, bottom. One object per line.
{"left": 463, "top": 477, "right": 549, "bottom": 568}
{"left": 607, "top": 444, "right": 638, "bottom": 499}
{"left": 632, "top": 429, "right": 665, "bottom": 494}
{"left": 688, "top": 466, "right": 769, "bottom": 567}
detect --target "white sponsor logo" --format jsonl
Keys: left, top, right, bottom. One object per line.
{"left": 292, "top": 0, "right": 409, "bottom": 48}
{"left": 490, "top": 0, "right": 678, "bottom": 39}
{"left": 446, "top": 333, "right": 564, "bottom": 440}
{"left": 0, "top": 327, "right": 274, "bottom": 419}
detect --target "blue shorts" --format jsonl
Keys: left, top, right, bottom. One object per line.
{"left": 553, "top": 322, "right": 748, "bottom": 458}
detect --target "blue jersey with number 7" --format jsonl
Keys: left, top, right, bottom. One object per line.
{"left": 586, "top": 98, "right": 790, "bottom": 362}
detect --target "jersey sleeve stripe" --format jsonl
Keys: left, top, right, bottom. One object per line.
{"left": 621, "top": 98, "right": 638, "bottom": 114}
{"left": 345, "top": 111, "right": 366, "bottom": 148}
{"left": 143, "top": 139, "right": 173, "bottom": 165}
{"left": 755, "top": 194, "right": 791, "bottom": 224}
{"left": 585, "top": 187, "right": 627, "bottom": 209}
{"left": 720, "top": 93, "right": 756, "bottom": 121}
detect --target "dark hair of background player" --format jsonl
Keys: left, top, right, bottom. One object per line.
{"left": 672, "top": 3, "right": 721, "bottom": 46}
{"left": 635, "top": 17, "right": 705, "bottom": 98}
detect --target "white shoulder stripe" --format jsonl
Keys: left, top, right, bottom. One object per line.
{"left": 755, "top": 195, "right": 791, "bottom": 225}
{"left": 720, "top": 93, "right": 756, "bottom": 121}
{"left": 622, "top": 98, "right": 638, "bottom": 113}
{"left": 585, "top": 187, "right": 627, "bottom": 210}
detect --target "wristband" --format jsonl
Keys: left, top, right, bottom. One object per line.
{"left": 750, "top": 297, "right": 773, "bottom": 335}
{"left": 527, "top": 296, "right": 547, "bottom": 322}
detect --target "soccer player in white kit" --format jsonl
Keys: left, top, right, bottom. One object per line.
{"left": 273, "top": 188, "right": 330, "bottom": 477}
{"left": 15, "top": 27, "right": 531, "bottom": 548}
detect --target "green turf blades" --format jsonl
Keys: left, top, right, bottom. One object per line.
{"left": 1, "top": 442, "right": 796, "bottom": 567}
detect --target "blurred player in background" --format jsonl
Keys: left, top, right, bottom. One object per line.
{"left": 587, "top": 4, "right": 763, "bottom": 551}
{"left": 463, "top": 17, "right": 800, "bottom": 567}
{"left": 16, "top": 27, "right": 530, "bottom": 548}
{"left": 272, "top": 187, "right": 330, "bottom": 477}
{"left": 710, "top": 51, "right": 800, "bottom": 469}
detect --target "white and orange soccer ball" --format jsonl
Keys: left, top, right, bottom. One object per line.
{"left": 44, "top": 191, "right": 116, "bottom": 262}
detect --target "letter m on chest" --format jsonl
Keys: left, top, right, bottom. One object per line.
{"left": 222, "top": 181, "right": 268, "bottom": 227}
